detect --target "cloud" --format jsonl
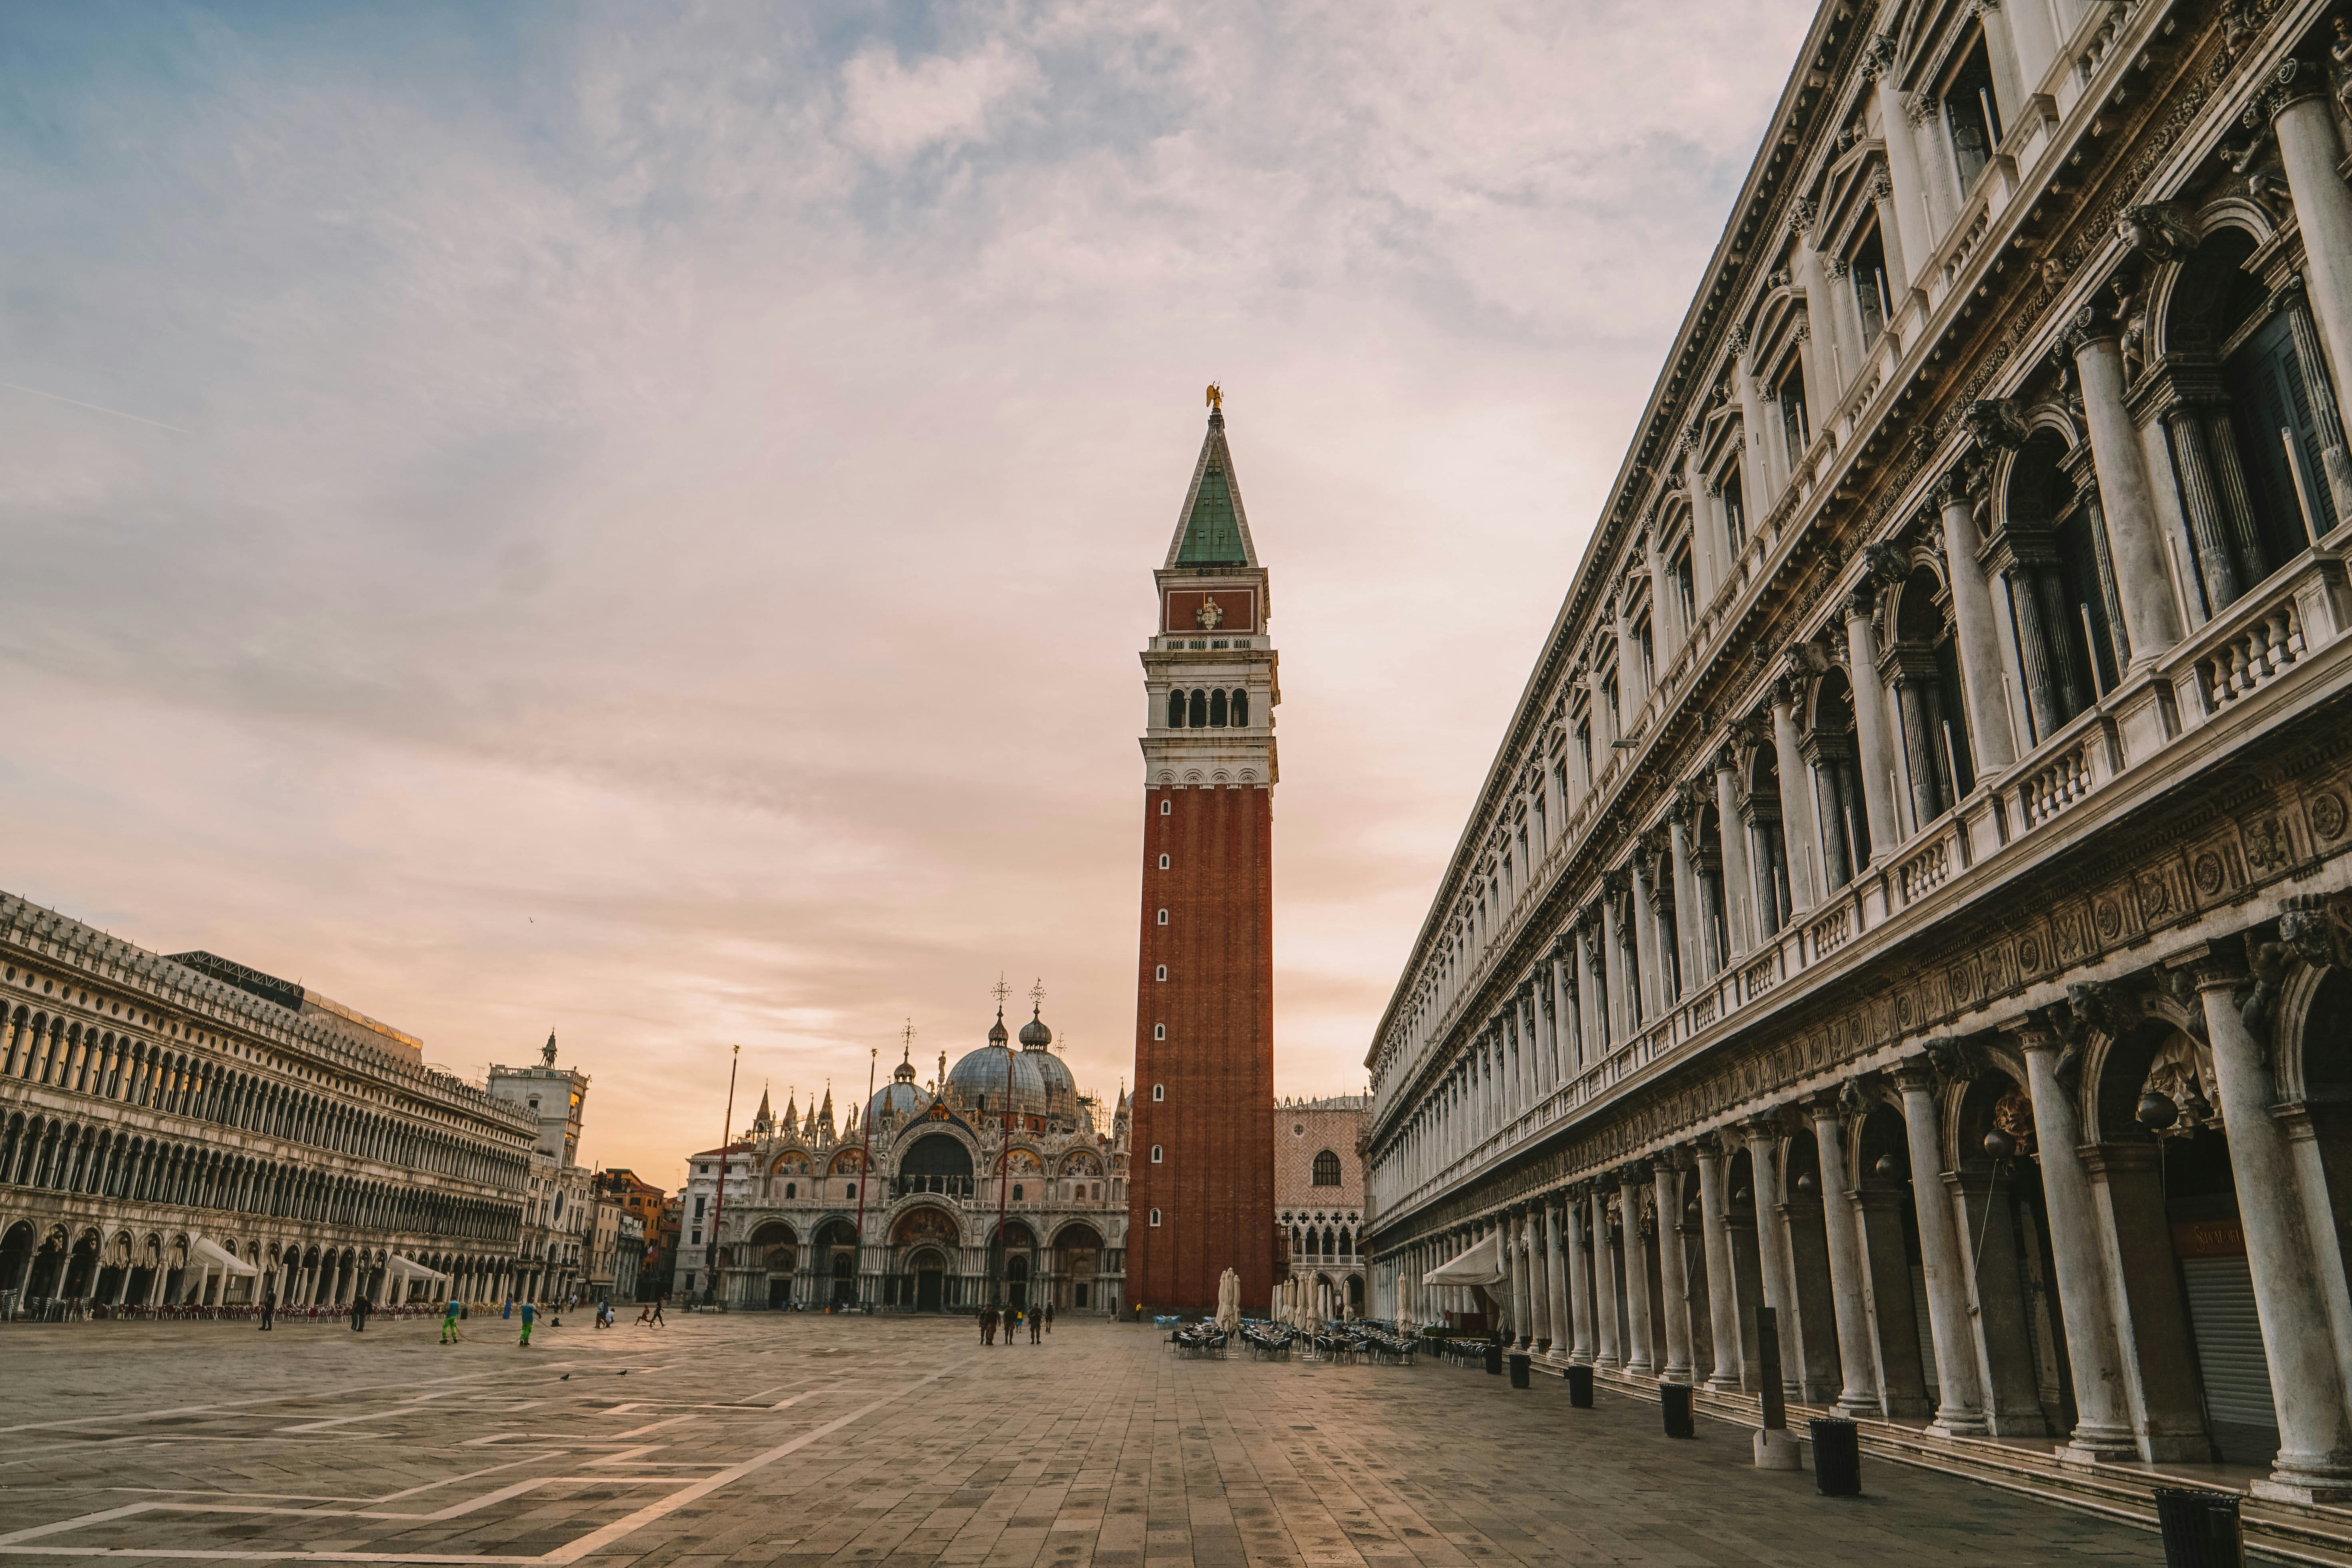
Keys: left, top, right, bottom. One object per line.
{"left": 838, "top": 39, "right": 1044, "bottom": 166}
{"left": 0, "top": 0, "right": 1814, "bottom": 1184}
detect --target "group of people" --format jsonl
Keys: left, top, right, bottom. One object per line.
{"left": 977, "top": 1301, "right": 1052, "bottom": 1344}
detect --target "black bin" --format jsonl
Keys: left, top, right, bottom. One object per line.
{"left": 1810, "top": 1418, "right": 1860, "bottom": 1496}
{"left": 1484, "top": 1341, "right": 1503, "bottom": 1375}
{"left": 1566, "top": 1364, "right": 1594, "bottom": 1408}
{"left": 2154, "top": 1488, "right": 2243, "bottom": 1568}
{"left": 1508, "top": 1353, "right": 1531, "bottom": 1389}
{"left": 1659, "top": 1381, "right": 1694, "bottom": 1438}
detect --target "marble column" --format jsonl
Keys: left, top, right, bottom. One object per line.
{"left": 1695, "top": 1139, "right": 1743, "bottom": 1392}
{"left": 2271, "top": 72, "right": 2352, "bottom": 483}
{"left": 1545, "top": 1200, "right": 1572, "bottom": 1364}
{"left": 1645, "top": 526, "right": 1682, "bottom": 660}
{"left": 1933, "top": 472, "right": 2016, "bottom": 772}
{"left": 2014, "top": 1025, "right": 2137, "bottom": 1461}
{"left": 1630, "top": 855, "right": 1665, "bottom": 1022}
{"left": 1578, "top": 922, "right": 1606, "bottom": 1060}
{"left": 1769, "top": 678, "right": 1823, "bottom": 914}
{"left": 1740, "top": 1117, "right": 1802, "bottom": 1402}
{"left": 1527, "top": 1210, "right": 1553, "bottom": 1352}
{"left": 1808, "top": 1100, "right": 1880, "bottom": 1416}
{"left": 1619, "top": 1167, "right": 1656, "bottom": 1377}
{"left": 2188, "top": 949, "right": 2352, "bottom": 1500}
{"left": 1601, "top": 881, "right": 1630, "bottom": 1041}
{"left": 1592, "top": 1187, "right": 1623, "bottom": 1370}
{"left": 1668, "top": 807, "right": 1704, "bottom": 984}
{"left": 1713, "top": 752, "right": 1757, "bottom": 958}
{"left": 1652, "top": 1160, "right": 1694, "bottom": 1384}
{"left": 2069, "top": 325, "right": 2185, "bottom": 665}
{"left": 1565, "top": 1186, "right": 1596, "bottom": 1365}
{"left": 1509, "top": 1211, "right": 1535, "bottom": 1350}
{"left": 1895, "top": 1060, "right": 1989, "bottom": 1435}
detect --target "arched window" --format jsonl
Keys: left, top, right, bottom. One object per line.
{"left": 1187, "top": 689, "right": 1208, "bottom": 727}
{"left": 1312, "top": 1150, "right": 1341, "bottom": 1186}
{"left": 1231, "top": 689, "right": 1248, "bottom": 727}
{"left": 1209, "top": 689, "right": 1228, "bottom": 727}
{"left": 1167, "top": 689, "right": 1186, "bottom": 728}
{"left": 1150, "top": 1146, "right": 1164, "bottom": 1164}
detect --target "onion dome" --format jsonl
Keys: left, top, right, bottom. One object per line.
{"left": 868, "top": 1044, "right": 928, "bottom": 1126}
{"left": 1017, "top": 1004, "right": 1052, "bottom": 1049}
{"left": 987, "top": 1007, "right": 1010, "bottom": 1045}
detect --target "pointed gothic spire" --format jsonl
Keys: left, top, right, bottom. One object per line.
{"left": 1165, "top": 398, "right": 1258, "bottom": 568}
{"left": 782, "top": 1088, "right": 797, "bottom": 1132}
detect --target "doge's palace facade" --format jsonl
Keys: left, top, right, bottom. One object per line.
{"left": 1364, "top": 0, "right": 2352, "bottom": 1536}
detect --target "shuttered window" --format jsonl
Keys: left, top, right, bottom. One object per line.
{"left": 2226, "top": 310, "right": 2338, "bottom": 567}
{"left": 2182, "top": 1255, "right": 2280, "bottom": 1465}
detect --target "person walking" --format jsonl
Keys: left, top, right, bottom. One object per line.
{"left": 1043, "top": 1301, "right": 1054, "bottom": 1336}
{"left": 651, "top": 1294, "right": 666, "bottom": 1327}
{"left": 351, "top": 1293, "right": 371, "bottom": 1333}
{"left": 1003, "top": 1307, "right": 1018, "bottom": 1345}
{"left": 979, "top": 1305, "right": 995, "bottom": 1344}
{"left": 259, "top": 1289, "right": 275, "bottom": 1332}
{"left": 1029, "top": 1306, "right": 1041, "bottom": 1344}
{"left": 518, "top": 1299, "right": 537, "bottom": 1348}
{"left": 441, "top": 1296, "right": 462, "bottom": 1345}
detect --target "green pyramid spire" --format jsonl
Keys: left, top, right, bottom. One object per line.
{"left": 1165, "top": 408, "right": 1258, "bottom": 568}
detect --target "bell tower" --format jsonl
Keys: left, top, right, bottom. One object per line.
{"left": 1125, "top": 389, "right": 1278, "bottom": 1316}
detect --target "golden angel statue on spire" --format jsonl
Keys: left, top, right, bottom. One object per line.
{"left": 1205, "top": 382, "right": 1223, "bottom": 412}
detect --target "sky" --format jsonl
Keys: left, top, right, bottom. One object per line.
{"left": 0, "top": 0, "right": 1815, "bottom": 1187}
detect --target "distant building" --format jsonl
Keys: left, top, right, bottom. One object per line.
{"left": 1275, "top": 1094, "right": 1366, "bottom": 1318}
{"left": 615, "top": 1213, "right": 643, "bottom": 1301}
{"left": 488, "top": 1033, "right": 595, "bottom": 1303}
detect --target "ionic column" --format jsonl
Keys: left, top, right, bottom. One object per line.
{"left": 1591, "top": 1187, "right": 1622, "bottom": 1371}
{"left": 1768, "top": 677, "right": 1823, "bottom": 913}
{"left": 2270, "top": 71, "right": 2352, "bottom": 484}
{"left": 1807, "top": 1097, "right": 1880, "bottom": 1416}
{"left": 1739, "top": 1117, "right": 1802, "bottom": 1403}
{"left": 2069, "top": 320, "right": 2186, "bottom": 663}
{"left": 1544, "top": 1200, "right": 1571, "bottom": 1364}
{"left": 1565, "top": 1186, "right": 1595, "bottom": 1365}
{"left": 1652, "top": 1159, "right": 1693, "bottom": 1384}
{"left": 1508, "top": 1211, "right": 1534, "bottom": 1350}
{"left": 1894, "top": 1059, "right": 1988, "bottom": 1435}
{"left": 2187, "top": 948, "right": 2352, "bottom": 1500}
{"left": 2012, "top": 1024, "right": 2137, "bottom": 1461}
{"left": 1618, "top": 1167, "right": 1655, "bottom": 1377}
{"left": 1712, "top": 751, "right": 1757, "bottom": 958}
{"left": 1933, "top": 471, "right": 2015, "bottom": 772}
{"left": 1694, "top": 1140, "right": 1742, "bottom": 1392}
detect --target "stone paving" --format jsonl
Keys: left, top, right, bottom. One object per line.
{"left": 0, "top": 1314, "right": 2165, "bottom": 1567}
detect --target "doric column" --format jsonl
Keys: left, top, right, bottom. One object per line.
{"left": 1894, "top": 1058, "right": 1989, "bottom": 1435}
{"left": 1618, "top": 1166, "right": 1655, "bottom": 1377}
{"left": 2011, "top": 1022, "right": 2137, "bottom": 1461}
{"left": 1591, "top": 1187, "right": 1622, "bottom": 1370}
{"left": 1652, "top": 1158, "right": 1694, "bottom": 1384}
{"left": 1712, "top": 750, "right": 1757, "bottom": 957}
{"left": 1694, "top": 1138, "right": 1742, "bottom": 1392}
{"left": 1565, "top": 1185, "right": 1595, "bottom": 1365}
{"left": 2068, "top": 316, "right": 2186, "bottom": 664}
{"left": 1739, "top": 1117, "right": 1801, "bottom": 1402}
{"left": 1527, "top": 1209, "right": 1553, "bottom": 1352}
{"left": 2185, "top": 946, "right": 2352, "bottom": 1500}
{"left": 1933, "top": 471, "right": 2015, "bottom": 772}
{"left": 1508, "top": 1210, "right": 1535, "bottom": 1350}
{"left": 1768, "top": 676, "right": 1823, "bottom": 913}
{"left": 1807, "top": 1096, "right": 1879, "bottom": 1416}
{"left": 1544, "top": 1199, "right": 1571, "bottom": 1364}
{"left": 2269, "top": 66, "right": 2352, "bottom": 473}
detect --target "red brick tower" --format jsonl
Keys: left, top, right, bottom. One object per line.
{"left": 1125, "top": 393, "right": 1278, "bottom": 1317}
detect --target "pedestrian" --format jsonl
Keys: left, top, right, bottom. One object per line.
{"left": 259, "top": 1290, "right": 275, "bottom": 1332}
{"left": 441, "top": 1296, "right": 461, "bottom": 1344}
{"left": 519, "top": 1299, "right": 537, "bottom": 1347}
{"left": 502, "top": 1298, "right": 512, "bottom": 1321}
{"left": 652, "top": 1295, "right": 666, "bottom": 1327}
{"left": 1003, "top": 1307, "right": 1018, "bottom": 1345}
{"left": 351, "top": 1294, "right": 371, "bottom": 1333}
{"left": 1044, "top": 1302, "right": 1054, "bottom": 1336}
{"left": 979, "top": 1305, "right": 995, "bottom": 1344}
{"left": 1029, "top": 1307, "right": 1041, "bottom": 1344}
{"left": 636, "top": 1305, "right": 654, "bottom": 1327}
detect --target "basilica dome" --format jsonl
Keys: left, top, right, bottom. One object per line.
{"left": 947, "top": 1005, "right": 1080, "bottom": 1126}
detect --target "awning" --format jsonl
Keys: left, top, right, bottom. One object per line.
{"left": 189, "top": 1236, "right": 259, "bottom": 1277}
{"left": 1422, "top": 1231, "right": 1507, "bottom": 1287}
{"left": 384, "top": 1255, "right": 451, "bottom": 1285}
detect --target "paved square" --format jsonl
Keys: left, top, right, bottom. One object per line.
{"left": 0, "top": 1315, "right": 2157, "bottom": 1566}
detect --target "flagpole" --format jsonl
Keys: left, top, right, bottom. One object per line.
{"left": 704, "top": 1045, "right": 741, "bottom": 1308}
{"left": 853, "top": 1041, "right": 879, "bottom": 1308}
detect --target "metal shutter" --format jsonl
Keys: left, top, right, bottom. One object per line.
{"left": 2181, "top": 1255, "right": 2279, "bottom": 1462}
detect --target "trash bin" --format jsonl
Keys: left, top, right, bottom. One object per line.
{"left": 2153, "top": 1488, "right": 2243, "bottom": 1568}
{"left": 1660, "top": 1381, "right": 1694, "bottom": 1438}
{"left": 1484, "top": 1341, "right": 1503, "bottom": 1375}
{"left": 1509, "top": 1353, "right": 1531, "bottom": 1389}
{"left": 1566, "top": 1364, "right": 1594, "bottom": 1408}
{"left": 1810, "top": 1418, "right": 1860, "bottom": 1496}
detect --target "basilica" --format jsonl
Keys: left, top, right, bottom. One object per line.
{"left": 695, "top": 1002, "right": 1129, "bottom": 1314}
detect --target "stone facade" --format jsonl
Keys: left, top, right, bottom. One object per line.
{"left": 0, "top": 890, "right": 536, "bottom": 1313}
{"left": 1128, "top": 403, "right": 1280, "bottom": 1316}
{"left": 1276, "top": 1094, "right": 1366, "bottom": 1319}
{"left": 1363, "top": 0, "right": 2352, "bottom": 1519}
{"left": 490, "top": 1040, "right": 595, "bottom": 1304}
{"left": 695, "top": 1013, "right": 1130, "bottom": 1313}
